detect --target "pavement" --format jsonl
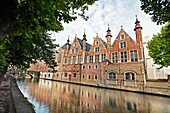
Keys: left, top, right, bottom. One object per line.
{"left": 0, "top": 75, "right": 35, "bottom": 113}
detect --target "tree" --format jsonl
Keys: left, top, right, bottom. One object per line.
{"left": 140, "top": 0, "right": 170, "bottom": 25}
{"left": 147, "top": 22, "right": 170, "bottom": 67}
{"left": 0, "top": 0, "right": 97, "bottom": 74}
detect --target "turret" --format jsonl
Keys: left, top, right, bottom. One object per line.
{"left": 66, "top": 37, "right": 70, "bottom": 51}
{"left": 134, "top": 15, "right": 143, "bottom": 48}
{"left": 105, "top": 24, "right": 112, "bottom": 48}
{"left": 82, "top": 29, "right": 87, "bottom": 52}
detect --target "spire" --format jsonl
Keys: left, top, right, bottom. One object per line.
{"left": 107, "top": 24, "right": 111, "bottom": 32}
{"left": 134, "top": 14, "right": 142, "bottom": 31}
{"left": 82, "top": 29, "right": 87, "bottom": 41}
{"left": 105, "top": 24, "right": 112, "bottom": 37}
{"left": 66, "top": 35, "right": 70, "bottom": 45}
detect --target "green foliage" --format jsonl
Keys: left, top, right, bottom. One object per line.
{"left": 0, "top": 0, "right": 97, "bottom": 70}
{"left": 140, "top": 0, "right": 170, "bottom": 25}
{"left": 147, "top": 22, "right": 170, "bottom": 67}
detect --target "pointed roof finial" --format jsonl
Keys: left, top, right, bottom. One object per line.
{"left": 107, "top": 24, "right": 111, "bottom": 32}
{"left": 83, "top": 29, "right": 86, "bottom": 37}
{"left": 121, "top": 25, "right": 123, "bottom": 28}
{"left": 82, "top": 29, "right": 87, "bottom": 41}
{"left": 66, "top": 35, "right": 70, "bottom": 45}
{"left": 135, "top": 14, "right": 140, "bottom": 24}
{"left": 75, "top": 34, "right": 77, "bottom": 37}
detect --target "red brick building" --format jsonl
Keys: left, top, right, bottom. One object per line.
{"left": 54, "top": 17, "right": 145, "bottom": 87}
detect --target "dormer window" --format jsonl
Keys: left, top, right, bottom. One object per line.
{"left": 74, "top": 43, "right": 76, "bottom": 46}
{"left": 120, "top": 35, "right": 125, "bottom": 40}
{"left": 94, "top": 47, "right": 100, "bottom": 52}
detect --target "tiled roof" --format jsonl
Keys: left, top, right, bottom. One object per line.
{"left": 77, "top": 38, "right": 91, "bottom": 51}
{"left": 61, "top": 43, "right": 71, "bottom": 49}
{"left": 100, "top": 38, "right": 107, "bottom": 48}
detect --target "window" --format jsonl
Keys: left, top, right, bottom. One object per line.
{"left": 75, "top": 48, "right": 78, "bottom": 52}
{"left": 94, "top": 75, "right": 98, "bottom": 80}
{"left": 95, "top": 55, "right": 99, "bottom": 62}
{"left": 88, "top": 75, "right": 91, "bottom": 79}
{"left": 68, "top": 57, "right": 71, "bottom": 64}
{"left": 95, "top": 41, "right": 99, "bottom": 45}
{"left": 95, "top": 47, "right": 100, "bottom": 52}
{"left": 78, "top": 55, "right": 81, "bottom": 63}
{"left": 84, "top": 55, "right": 87, "bottom": 63}
{"left": 120, "top": 42, "right": 126, "bottom": 48}
{"left": 72, "top": 49, "right": 74, "bottom": 53}
{"left": 73, "top": 56, "right": 76, "bottom": 64}
{"left": 130, "top": 50, "right": 138, "bottom": 62}
{"left": 89, "top": 56, "right": 93, "bottom": 63}
{"left": 48, "top": 74, "right": 50, "bottom": 77}
{"left": 101, "top": 54, "right": 106, "bottom": 61}
{"left": 125, "top": 72, "right": 135, "bottom": 80}
{"left": 74, "top": 73, "right": 76, "bottom": 77}
{"left": 121, "top": 52, "right": 127, "bottom": 62}
{"left": 88, "top": 65, "right": 91, "bottom": 69}
{"left": 112, "top": 52, "right": 118, "bottom": 63}
{"left": 58, "top": 54, "right": 61, "bottom": 63}
{"left": 82, "top": 66, "right": 85, "bottom": 69}
{"left": 95, "top": 65, "right": 98, "bottom": 69}
{"left": 65, "top": 73, "right": 67, "bottom": 77}
{"left": 82, "top": 75, "right": 85, "bottom": 79}
{"left": 120, "top": 35, "right": 125, "bottom": 40}
{"left": 108, "top": 72, "right": 117, "bottom": 80}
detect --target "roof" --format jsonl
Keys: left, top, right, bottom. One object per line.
{"left": 77, "top": 38, "right": 91, "bottom": 51}
{"left": 102, "top": 59, "right": 112, "bottom": 63}
{"left": 100, "top": 38, "right": 107, "bottom": 48}
{"left": 61, "top": 43, "right": 71, "bottom": 49}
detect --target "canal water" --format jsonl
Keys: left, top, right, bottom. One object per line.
{"left": 17, "top": 78, "right": 170, "bottom": 113}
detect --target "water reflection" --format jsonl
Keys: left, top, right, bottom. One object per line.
{"left": 17, "top": 78, "right": 170, "bottom": 113}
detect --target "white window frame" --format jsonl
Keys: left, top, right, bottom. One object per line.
{"left": 94, "top": 47, "right": 100, "bottom": 52}
{"left": 120, "top": 42, "right": 126, "bottom": 48}
{"left": 112, "top": 52, "right": 118, "bottom": 63}
{"left": 130, "top": 50, "right": 138, "bottom": 62}
{"left": 121, "top": 51, "right": 127, "bottom": 62}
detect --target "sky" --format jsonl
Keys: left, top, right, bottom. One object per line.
{"left": 50, "top": 0, "right": 164, "bottom": 47}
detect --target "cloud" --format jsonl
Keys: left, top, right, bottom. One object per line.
{"left": 51, "top": 0, "right": 163, "bottom": 47}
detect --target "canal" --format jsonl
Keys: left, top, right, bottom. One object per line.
{"left": 17, "top": 78, "right": 170, "bottom": 113}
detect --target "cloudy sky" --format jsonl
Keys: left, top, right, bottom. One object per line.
{"left": 50, "top": 0, "right": 163, "bottom": 47}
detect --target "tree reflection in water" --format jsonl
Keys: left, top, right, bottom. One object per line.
{"left": 17, "top": 78, "right": 170, "bottom": 113}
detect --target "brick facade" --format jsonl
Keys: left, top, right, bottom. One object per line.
{"left": 54, "top": 17, "right": 145, "bottom": 87}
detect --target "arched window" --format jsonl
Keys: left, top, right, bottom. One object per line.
{"left": 124, "top": 72, "right": 136, "bottom": 80}
{"left": 108, "top": 72, "right": 117, "bottom": 80}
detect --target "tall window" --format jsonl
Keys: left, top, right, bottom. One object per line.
{"left": 95, "top": 55, "right": 99, "bottom": 62}
{"left": 95, "top": 47, "right": 100, "bottom": 52}
{"left": 120, "top": 42, "right": 126, "bottom": 48}
{"left": 58, "top": 54, "right": 61, "bottom": 63}
{"left": 108, "top": 72, "right": 117, "bottom": 80}
{"left": 72, "top": 49, "right": 74, "bottom": 53}
{"left": 101, "top": 54, "right": 106, "bottom": 61}
{"left": 75, "top": 48, "right": 78, "bottom": 52}
{"left": 68, "top": 57, "right": 71, "bottom": 64}
{"left": 130, "top": 50, "right": 138, "bottom": 62}
{"left": 89, "top": 56, "right": 93, "bottom": 63}
{"left": 121, "top": 52, "right": 127, "bottom": 62}
{"left": 78, "top": 55, "right": 81, "bottom": 63}
{"left": 73, "top": 56, "right": 76, "bottom": 64}
{"left": 84, "top": 55, "right": 87, "bottom": 63}
{"left": 112, "top": 52, "right": 118, "bottom": 63}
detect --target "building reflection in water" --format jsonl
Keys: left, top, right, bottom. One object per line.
{"left": 17, "top": 79, "right": 170, "bottom": 113}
